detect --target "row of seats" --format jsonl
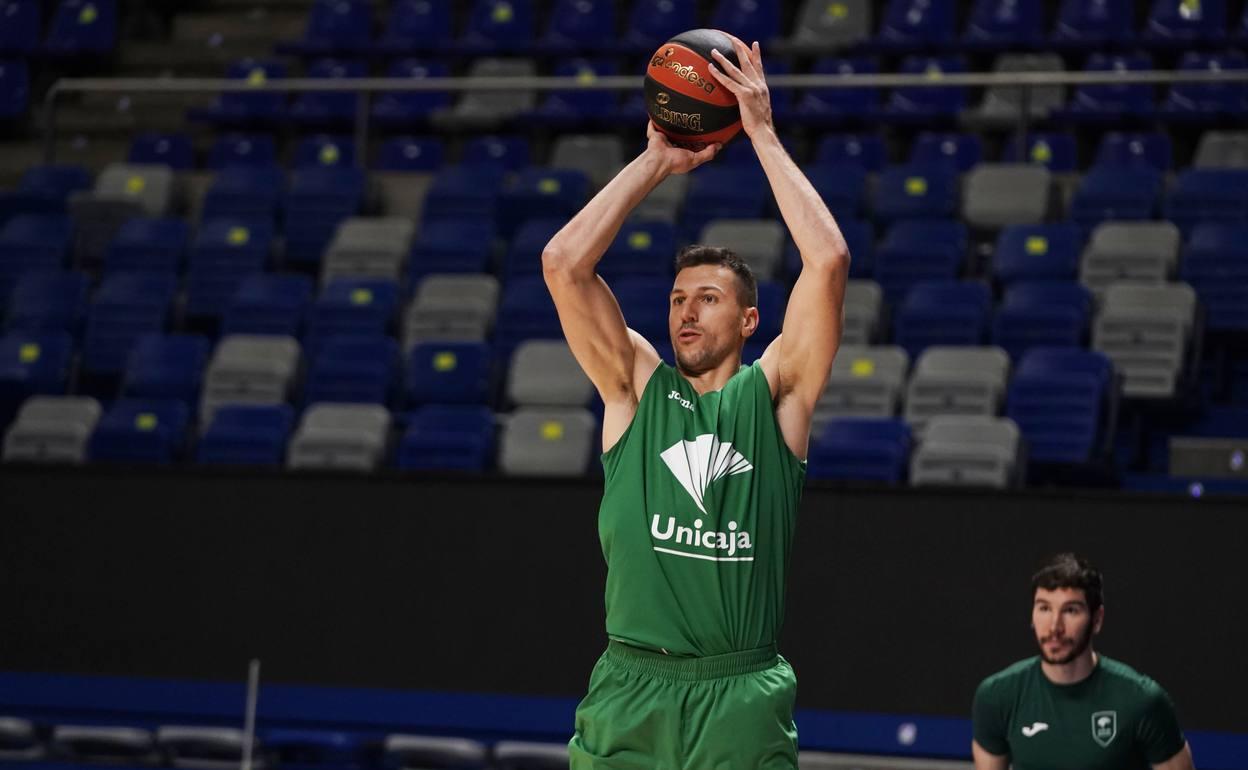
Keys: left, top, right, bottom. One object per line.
{"left": 0, "top": 0, "right": 116, "bottom": 57}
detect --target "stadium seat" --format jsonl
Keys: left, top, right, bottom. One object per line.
{"left": 127, "top": 132, "right": 195, "bottom": 170}
{"left": 794, "top": 216, "right": 872, "bottom": 281}
{"left": 407, "top": 341, "right": 493, "bottom": 405}
{"left": 276, "top": 0, "right": 372, "bottom": 56}
{"left": 801, "top": 164, "right": 866, "bottom": 219}
{"left": 1161, "top": 51, "right": 1248, "bottom": 120}
{"left": 303, "top": 334, "right": 398, "bottom": 405}
{"left": 0, "top": 0, "right": 40, "bottom": 56}
{"left": 699, "top": 220, "right": 785, "bottom": 280}
{"left": 507, "top": 339, "right": 593, "bottom": 407}
{"left": 294, "top": 134, "right": 355, "bottom": 169}
{"left": 910, "top": 415, "right": 1023, "bottom": 488}
{"left": 455, "top": 0, "right": 535, "bottom": 53}
{"left": 875, "top": 0, "right": 956, "bottom": 50}
{"left": 880, "top": 56, "right": 967, "bottom": 121}
{"left": 463, "top": 135, "right": 532, "bottom": 172}
{"left": 681, "top": 165, "right": 769, "bottom": 239}
{"left": 53, "top": 724, "right": 160, "bottom": 764}
{"left": 43, "top": 0, "right": 116, "bottom": 56}
{"left": 551, "top": 135, "right": 625, "bottom": 193}
{"left": 894, "top": 281, "right": 992, "bottom": 358}
{"left": 375, "top": 141, "right": 439, "bottom": 214}
{"left": 409, "top": 219, "right": 495, "bottom": 279}
{"left": 283, "top": 166, "right": 366, "bottom": 265}
{"left": 190, "top": 59, "right": 288, "bottom": 126}
{"left": 0, "top": 57, "right": 27, "bottom": 121}
{"left": 963, "top": 0, "right": 1043, "bottom": 50}
{"left": 1051, "top": 0, "right": 1135, "bottom": 48}
{"left": 874, "top": 163, "right": 959, "bottom": 223}
{"left": 69, "top": 164, "right": 175, "bottom": 264}
{"left": 495, "top": 276, "right": 562, "bottom": 353}
{"left": 207, "top": 133, "right": 279, "bottom": 169}
{"left": 1193, "top": 130, "right": 1248, "bottom": 167}
{"left": 611, "top": 276, "right": 670, "bottom": 345}
{"left": 1092, "top": 282, "right": 1198, "bottom": 398}
{"left": 874, "top": 219, "right": 967, "bottom": 303}
{"left": 289, "top": 59, "right": 366, "bottom": 127}
{"left": 992, "top": 281, "right": 1092, "bottom": 360}
{"left": 421, "top": 164, "right": 506, "bottom": 222}
{"left": 904, "top": 345, "right": 1011, "bottom": 431}
{"left": 200, "top": 335, "right": 302, "bottom": 424}
{"left": 4, "top": 272, "right": 89, "bottom": 334}
{"left": 505, "top": 218, "right": 564, "bottom": 278}
{"left": 711, "top": 0, "right": 782, "bottom": 44}
{"left": 993, "top": 223, "right": 1082, "bottom": 285}
{"left": 306, "top": 278, "right": 400, "bottom": 347}
{"left": 1143, "top": 0, "right": 1227, "bottom": 45}
{"left": 121, "top": 334, "right": 211, "bottom": 406}
{"left": 962, "top": 164, "right": 1052, "bottom": 229}
{"left": 434, "top": 58, "right": 536, "bottom": 129}
{"left": 1182, "top": 223, "right": 1248, "bottom": 331}
{"left": 1079, "top": 221, "right": 1181, "bottom": 295}
{"left": 82, "top": 272, "right": 176, "bottom": 379}
{"left": 196, "top": 404, "right": 295, "bottom": 467}
{"left": 0, "top": 331, "right": 74, "bottom": 428}
{"left": 499, "top": 167, "right": 590, "bottom": 237}
{"left": 808, "top": 417, "right": 911, "bottom": 482}
{"left": 498, "top": 406, "right": 595, "bottom": 476}
{"left": 384, "top": 734, "right": 490, "bottom": 769}
{"left": 372, "top": 59, "right": 452, "bottom": 128}
{"left": 618, "top": 0, "right": 697, "bottom": 53}
{"left": 1093, "top": 131, "right": 1173, "bottom": 171}
{"left": 814, "top": 133, "right": 885, "bottom": 171}
{"left": 815, "top": 345, "right": 910, "bottom": 424}
{"left": 999, "top": 133, "right": 1078, "bottom": 172}
{"left": 1068, "top": 165, "right": 1162, "bottom": 227}
{"left": 379, "top": 0, "right": 451, "bottom": 54}
{"left": 1060, "top": 53, "right": 1155, "bottom": 120}
{"left": 2, "top": 395, "right": 100, "bottom": 464}
{"left": 840, "top": 279, "right": 883, "bottom": 345}
{"left": 632, "top": 174, "right": 689, "bottom": 225}
{"left": 224, "top": 274, "right": 314, "bottom": 337}
{"left": 0, "top": 165, "right": 91, "bottom": 226}
{"left": 1007, "top": 347, "right": 1115, "bottom": 464}
{"left": 526, "top": 59, "right": 620, "bottom": 130}
{"left": 88, "top": 399, "right": 189, "bottom": 464}
{"left": 967, "top": 54, "right": 1066, "bottom": 126}
{"left": 599, "top": 221, "right": 675, "bottom": 278}
{"left": 322, "top": 218, "right": 415, "bottom": 284}
{"left": 0, "top": 715, "right": 40, "bottom": 759}
{"left": 103, "top": 217, "right": 189, "bottom": 276}
{"left": 185, "top": 219, "right": 273, "bottom": 321}
{"left": 910, "top": 132, "right": 982, "bottom": 172}
{"left": 783, "top": 0, "right": 872, "bottom": 53}
{"left": 287, "top": 403, "right": 391, "bottom": 471}
{"left": 404, "top": 274, "right": 500, "bottom": 346}
{"left": 158, "top": 727, "right": 259, "bottom": 770}
{"left": 0, "top": 214, "right": 74, "bottom": 307}
{"left": 1163, "top": 168, "right": 1248, "bottom": 235}
{"left": 538, "top": 0, "right": 616, "bottom": 53}
{"left": 396, "top": 405, "right": 496, "bottom": 472}
{"left": 794, "top": 57, "right": 879, "bottom": 126}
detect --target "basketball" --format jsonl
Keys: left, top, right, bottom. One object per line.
{"left": 644, "top": 28, "right": 742, "bottom": 150}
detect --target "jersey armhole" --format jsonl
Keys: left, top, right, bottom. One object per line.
{"left": 751, "top": 360, "right": 809, "bottom": 470}
{"left": 601, "top": 362, "right": 665, "bottom": 472}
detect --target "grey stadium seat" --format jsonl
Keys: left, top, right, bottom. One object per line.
{"left": 69, "top": 163, "right": 175, "bottom": 261}
{"left": 1079, "top": 221, "right": 1180, "bottom": 296}
{"left": 0, "top": 717, "right": 43, "bottom": 760}
{"left": 551, "top": 135, "right": 625, "bottom": 192}
{"left": 498, "top": 407, "right": 596, "bottom": 477}
{"left": 815, "top": 345, "right": 909, "bottom": 427}
{"left": 910, "top": 415, "right": 1023, "bottom": 489}
{"left": 798, "top": 751, "right": 972, "bottom": 770}
{"left": 433, "top": 58, "right": 536, "bottom": 128}
{"left": 375, "top": 172, "right": 434, "bottom": 220}
{"left": 287, "top": 403, "right": 391, "bottom": 471}
{"left": 781, "top": 0, "right": 872, "bottom": 53}
{"left": 384, "top": 735, "right": 489, "bottom": 769}
{"left": 493, "top": 740, "right": 570, "bottom": 770}
{"left": 842, "top": 279, "right": 883, "bottom": 346}
{"left": 321, "top": 217, "right": 415, "bottom": 284}
{"left": 507, "top": 340, "right": 593, "bottom": 407}
{"left": 1092, "top": 282, "right": 1197, "bottom": 398}
{"left": 50, "top": 726, "right": 159, "bottom": 765}
{"left": 156, "top": 726, "right": 263, "bottom": 770}
{"left": 964, "top": 53, "right": 1066, "bottom": 127}
{"left": 2, "top": 396, "right": 102, "bottom": 464}
{"left": 962, "top": 164, "right": 1052, "bottom": 229}
{"left": 200, "top": 335, "right": 301, "bottom": 424}
{"left": 698, "top": 219, "right": 785, "bottom": 280}
{"left": 632, "top": 174, "right": 688, "bottom": 224}
{"left": 1193, "top": 130, "right": 1248, "bottom": 168}
{"left": 904, "top": 346, "right": 1011, "bottom": 431}
{"left": 403, "top": 273, "right": 500, "bottom": 348}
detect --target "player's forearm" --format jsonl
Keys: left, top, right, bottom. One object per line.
{"left": 543, "top": 150, "right": 669, "bottom": 279}
{"left": 751, "top": 129, "right": 849, "bottom": 272}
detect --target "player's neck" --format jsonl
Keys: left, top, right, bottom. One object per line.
{"left": 1041, "top": 648, "right": 1099, "bottom": 686}
{"left": 678, "top": 356, "right": 743, "bottom": 395}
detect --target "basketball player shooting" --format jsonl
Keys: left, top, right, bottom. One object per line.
{"left": 542, "top": 33, "right": 850, "bottom": 769}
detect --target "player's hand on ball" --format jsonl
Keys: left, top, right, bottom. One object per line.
{"left": 646, "top": 120, "right": 720, "bottom": 175}
{"left": 708, "top": 35, "right": 772, "bottom": 139}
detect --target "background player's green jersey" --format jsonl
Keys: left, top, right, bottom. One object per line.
{"left": 973, "top": 655, "right": 1186, "bottom": 769}
{"left": 597, "top": 360, "right": 806, "bottom": 657}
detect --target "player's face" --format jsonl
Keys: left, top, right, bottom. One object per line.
{"left": 669, "top": 264, "right": 755, "bottom": 374}
{"left": 1032, "top": 587, "right": 1102, "bottom": 665}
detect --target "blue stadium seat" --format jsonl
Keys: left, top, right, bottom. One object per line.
{"left": 1061, "top": 53, "right": 1155, "bottom": 120}
{"left": 910, "top": 132, "right": 983, "bottom": 172}
{"left": 1007, "top": 347, "right": 1114, "bottom": 464}
{"left": 408, "top": 219, "right": 495, "bottom": 278}
{"left": 282, "top": 166, "right": 366, "bottom": 265}
{"left": 0, "top": 0, "right": 40, "bottom": 55}
{"left": 1093, "top": 131, "right": 1172, "bottom": 171}
{"left": 963, "top": 0, "right": 1043, "bottom": 50}
{"left": 682, "top": 164, "right": 769, "bottom": 239}
{"left": 893, "top": 281, "right": 992, "bottom": 358}
{"left": 600, "top": 221, "right": 676, "bottom": 278}
{"left": 196, "top": 404, "right": 295, "bottom": 466}
{"left": 201, "top": 165, "right": 285, "bottom": 225}
{"left": 1051, "top": 0, "right": 1134, "bottom": 48}
{"left": 462, "top": 135, "right": 532, "bottom": 171}
{"left": 43, "top": 0, "right": 116, "bottom": 56}
{"left": 499, "top": 167, "right": 590, "bottom": 237}
{"left": 127, "top": 132, "right": 195, "bottom": 169}
{"left": 0, "top": 214, "right": 74, "bottom": 309}
{"left": 276, "top": 0, "right": 372, "bottom": 56}
{"left": 376, "top": 136, "right": 446, "bottom": 171}
{"left": 294, "top": 134, "right": 355, "bottom": 169}
{"left": 82, "top": 272, "right": 176, "bottom": 379}
{"left": 712, "top": 0, "right": 782, "bottom": 43}
{"left": 1238, "top": 2, "right": 1248, "bottom": 42}
{"left": 496, "top": 276, "right": 562, "bottom": 352}
{"left": 803, "top": 164, "right": 867, "bottom": 217}
{"left": 207, "top": 133, "right": 278, "bottom": 169}
{"left": 397, "top": 404, "right": 495, "bottom": 471}
{"left": 304, "top": 334, "right": 398, "bottom": 405}
{"left": 874, "top": 219, "right": 967, "bottom": 303}
{"left": 455, "top": 0, "right": 535, "bottom": 53}
{"left": 814, "top": 133, "right": 886, "bottom": 171}
{"left": 4, "top": 272, "right": 89, "bottom": 334}
{"left": 0, "top": 58, "right": 28, "bottom": 120}
{"left": 807, "top": 418, "right": 911, "bottom": 483}
{"left": 1143, "top": 0, "right": 1227, "bottom": 45}
{"left": 784, "top": 217, "right": 874, "bottom": 281}
{"left": 874, "top": 163, "right": 959, "bottom": 223}
{"left": 104, "top": 217, "right": 189, "bottom": 276}
{"left": 611, "top": 276, "right": 670, "bottom": 346}
{"left": 121, "top": 334, "right": 210, "bottom": 406}
{"left": 1164, "top": 168, "right": 1248, "bottom": 236}
{"left": 1182, "top": 223, "right": 1248, "bottom": 331}
{"left": 422, "top": 164, "right": 506, "bottom": 222}
{"left": 999, "top": 133, "right": 1078, "bottom": 172}
{"left": 505, "top": 218, "right": 563, "bottom": 278}
{"left": 993, "top": 223, "right": 1082, "bottom": 285}
{"left": 538, "top": 0, "right": 616, "bottom": 52}
{"left": 372, "top": 59, "right": 452, "bottom": 128}
{"left": 223, "top": 273, "right": 314, "bottom": 337}
{"left": 306, "top": 278, "right": 400, "bottom": 348}
{"left": 88, "top": 399, "right": 189, "bottom": 464}
{"left": 190, "top": 59, "right": 288, "bottom": 126}
{"left": 185, "top": 219, "right": 272, "bottom": 321}
{"left": 880, "top": 56, "right": 968, "bottom": 122}
{"left": 0, "top": 165, "right": 92, "bottom": 226}
{"left": 261, "top": 730, "right": 364, "bottom": 768}
{"left": 875, "top": 0, "right": 956, "bottom": 50}
{"left": 1068, "top": 165, "right": 1162, "bottom": 227}
{"left": 794, "top": 58, "right": 879, "bottom": 126}
{"left": 992, "top": 281, "right": 1091, "bottom": 360}
{"left": 379, "top": 0, "right": 451, "bottom": 54}
{"left": 619, "top": 0, "right": 697, "bottom": 52}
{"left": 1160, "top": 51, "right": 1248, "bottom": 119}
{"left": 526, "top": 58, "right": 619, "bottom": 128}
{"left": 406, "top": 341, "right": 494, "bottom": 406}
{"left": 289, "top": 59, "right": 366, "bottom": 126}
{"left": 0, "top": 331, "right": 74, "bottom": 428}
{"left": 753, "top": 281, "right": 785, "bottom": 345}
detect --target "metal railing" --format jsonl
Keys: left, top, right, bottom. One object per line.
{"left": 42, "top": 68, "right": 1248, "bottom": 166}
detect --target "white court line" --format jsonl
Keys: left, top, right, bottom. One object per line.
{"left": 653, "top": 547, "right": 754, "bottom": 562}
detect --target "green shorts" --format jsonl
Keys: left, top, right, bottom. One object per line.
{"left": 568, "top": 640, "right": 798, "bottom": 770}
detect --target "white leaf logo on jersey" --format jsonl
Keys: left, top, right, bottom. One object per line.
{"left": 660, "top": 434, "right": 753, "bottom": 514}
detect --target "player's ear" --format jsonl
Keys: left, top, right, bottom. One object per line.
{"left": 741, "top": 306, "right": 759, "bottom": 336}
{"left": 1092, "top": 605, "right": 1105, "bottom": 635}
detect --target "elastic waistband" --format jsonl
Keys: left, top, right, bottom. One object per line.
{"left": 605, "top": 640, "right": 779, "bottom": 681}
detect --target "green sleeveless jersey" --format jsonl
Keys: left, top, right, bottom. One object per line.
{"left": 597, "top": 361, "right": 806, "bottom": 657}
{"left": 973, "top": 655, "right": 1186, "bottom": 770}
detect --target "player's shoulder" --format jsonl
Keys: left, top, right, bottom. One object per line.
{"left": 976, "top": 656, "right": 1040, "bottom": 697}
{"left": 1096, "top": 655, "right": 1170, "bottom": 700}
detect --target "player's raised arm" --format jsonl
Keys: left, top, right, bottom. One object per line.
{"left": 709, "top": 36, "right": 850, "bottom": 458}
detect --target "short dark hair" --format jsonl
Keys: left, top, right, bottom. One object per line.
{"left": 674, "top": 245, "right": 758, "bottom": 308}
{"left": 1032, "top": 553, "right": 1104, "bottom": 614}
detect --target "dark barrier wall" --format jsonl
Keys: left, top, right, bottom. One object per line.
{"left": 2, "top": 467, "right": 1245, "bottom": 732}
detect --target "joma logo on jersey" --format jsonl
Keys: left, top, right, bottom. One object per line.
{"left": 667, "top": 390, "right": 694, "bottom": 412}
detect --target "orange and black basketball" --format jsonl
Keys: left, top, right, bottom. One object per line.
{"left": 645, "top": 28, "right": 742, "bottom": 150}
